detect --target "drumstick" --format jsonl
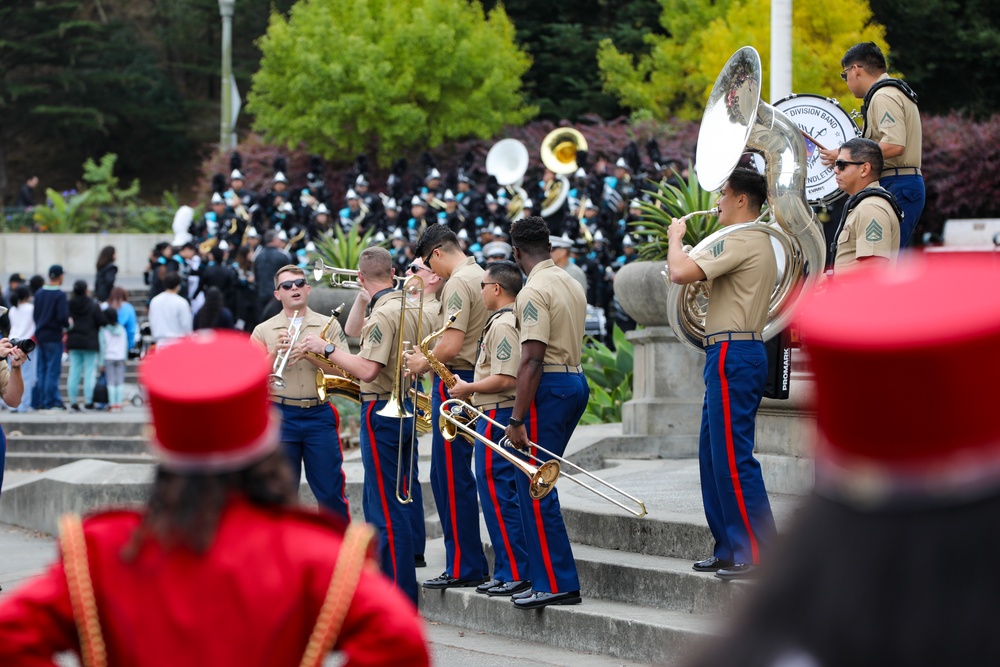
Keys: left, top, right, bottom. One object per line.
{"left": 800, "top": 130, "right": 828, "bottom": 152}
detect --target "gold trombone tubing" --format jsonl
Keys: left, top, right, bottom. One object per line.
{"left": 313, "top": 260, "right": 406, "bottom": 289}
{"left": 440, "top": 399, "right": 648, "bottom": 517}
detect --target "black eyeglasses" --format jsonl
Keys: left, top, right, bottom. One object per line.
{"left": 834, "top": 160, "right": 865, "bottom": 171}
{"left": 840, "top": 64, "right": 856, "bottom": 81}
{"left": 277, "top": 278, "right": 307, "bottom": 291}
{"left": 422, "top": 244, "right": 443, "bottom": 266}
{"left": 480, "top": 281, "right": 499, "bottom": 290}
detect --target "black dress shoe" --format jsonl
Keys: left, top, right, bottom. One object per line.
{"left": 692, "top": 556, "right": 735, "bottom": 573}
{"left": 476, "top": 578, "right": 502, "bottom": 594}
{"left": 715, "top": 563, "right": 761, "bottom": 580}
{"left": 414, "top": 555, "right": 427, "bottom": 568}
{"left": 422, "top": 572, "right": 488, "bottom": 590}
{"left": 511, "top": 588, "right": 534, "bottom": 601}
{"left": 486, "top": 580, "right": 531, "bottom": 597}
{"left": 513, "top": 590, "right": 582, "bottom": 609}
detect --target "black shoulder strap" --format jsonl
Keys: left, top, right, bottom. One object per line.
{"left": 829, "top": 188, "right": 904, "bottom": 263}
{"left": 861, "top": 78, "right": 919, "bottom": 136}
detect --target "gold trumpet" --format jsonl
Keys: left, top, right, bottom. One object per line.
{"left": 269, "top": 309, "right": 302, "bottom": 389}
{"left": 439, "top": 399, "right": 648, "bottom": 516}
{"left": 313, "top": 260, "right": 405, "bottom": 289}
{"left": 416, "top": 311, "right": 474, "bottom": 444}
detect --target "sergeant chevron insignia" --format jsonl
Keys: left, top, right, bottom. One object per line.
{"left": 447, "top": 292, "right": 463, "bottom": 311}
{"left": 523, "top": 301, "right": 539, "bottom": 323}
{"left": 496, "top": 337, "right": 512, "bottom": 361}
{"left": 368, "top": 323, "right": 383, "bottom": 346}
{"left": 710, "top": 239, "right": 725, "bottom": 258}
{"left": 865, "top": 219, "right": 884, "bottom": 243}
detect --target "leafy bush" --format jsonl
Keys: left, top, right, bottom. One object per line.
{"left": 312, "top": 225, "right": 379, "bottom": 272}
{"left": 632, "top": 164, "right": 720, "bottom": 261}
{"left": 580, "top": 325, "right": 633, "bottom": 425}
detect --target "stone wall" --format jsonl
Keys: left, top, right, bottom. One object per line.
{"left": 0, "top": 233, "right": 172, "bottom": 278}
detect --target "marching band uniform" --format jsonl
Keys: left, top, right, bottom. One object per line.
{"left": 356, "top": 288, "right": 421, "bottom": 603}
{"left": 832, "top": 182, "right": 901, "bottom": 271}
{"left": 471, "top": 307, "right": 531, "bottom": 594}
{"left": 0, "top": 332, "right": 429, "bottom": 667}
{"left": 252, "top": 308, "right": 351, "bottom": 521}
{"left": 425, "top": 256, "right": 490, "bottom": 586}
{"left": 513, "top": 259, "right": 589, "bottom": 600}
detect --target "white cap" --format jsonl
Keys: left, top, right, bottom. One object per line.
{"left": 586, "top": 199, "right": 599, "bottom": 211}
{"left": 549, "top": 234, "right": 573, "bottom": 249}
{"left": 346, "top": 189, "right": 359, "bottom": 200}
{"left": 355, "top": 174, "right": 368, "bottom": 186}
{"left": 392, "top": 228, "right": 405, "bottom": 239}
{"left": 374, "top": 231, "right": 386, "bottom": 243}
{"left": 492, "top": 226, "right": 504, "bottom": 237}
{"left": 281, "top": 202, "right": 294, "bottom": 213}
{"left": 615, "top": 157, "right": 631, "bottom": 172}
{"left": 483, "top": 241, "right": 512, "bottom": 258}
{"left": 385, "top": 198, "right": 398, "bottom": 211}
{"left": 630, "top": 199, "right": 643, "bottom": 209}
{"left": 426, "top": 168, "right": 441, "bottom": 181}
{"left": 211, "top": 192, "right": 225, "bottom": 205}
{"left": 305, "top": 241, "right": 316, "bottom": 252}
{"left": 622, "top": 234, "right": 635, "bottom": 247}
{"left": 277, "top": 229, "right": 288, "bottom": 241}
{"left": 246, "top": 227, "right": 260, "bottom": 239}
{"left": 315, "top": 203, "right": 330, "bottom": 215}
{"left": 574, "top": 167, "right": 586, "bottom": 179}
{"left": 218, "top": 240, "right": 230, "bottom": 252}
{"left": 458, "top": 229, "right": 469, "bottom": 241}
{"left": 411, "top": 195, "right": 424, "bottom": 207}
{"left": 522, "top": 198, "right": 533, "bottom": 209}
{"left": 230, "top": 169, "right": 245, "bottom": 181}
{"left": 485, "top": 193, "right": 496, "bottom": 204}
{"left": 273, "top": 171, "right": 288, "bottom": 184}
{"left": 444, "top": 189, "right": 456, "bottom": 201}
{"left": 594, "top": 229, "right": 605, "bottom": 242}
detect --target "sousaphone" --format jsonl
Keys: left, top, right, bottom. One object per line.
{"left": 663, "top": 46, "right": 826, "bottom": 353}
{"left": 540, "top": 128, "right": 587, "bottom": 218}
{"left": 486, "top": 138, "right": 529, "bottom": 221}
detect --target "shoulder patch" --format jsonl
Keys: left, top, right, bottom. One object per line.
{"left": 496, "top": 337, "right": 513, "bottom": 361}
{"left": 447, "top": 292, "right": 463, "bottom": 311}
{"left": 368, "top": 323, "right": 383, "bottom": 346}
{"left": 710, "top": 239, "right": 725, "bottom": 258}
{"left": 880, "top": 110, "right": 896, "bottom": 125}
{"left": 865, "top": 220, "right": 884, "bottom": 243}
{"left": 522, "top": 300, "right": 539, "bottom": 324}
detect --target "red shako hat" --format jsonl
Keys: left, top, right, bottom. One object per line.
{"left": 139, "top": 331, "right": 278, "bottom": 472}
{"left": 798, "top": 254, "right": 1000, "bottom": 505}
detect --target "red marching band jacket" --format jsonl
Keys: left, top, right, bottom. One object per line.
{"left": 0, "top": 498, "right": 430, "bottom": 667}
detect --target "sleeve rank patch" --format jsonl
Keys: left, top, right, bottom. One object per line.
{"left": 880, "top": 111, "right": 896, "bottom": 125}
{"left": 522, "top": 300, "right": 539, "bottom": 323}
{"left": 710, "top": 239, "right": 726, "bottom": 258}
{"left": 447, "top": 292, "right": 463, "bottom": 311}
{"left": 865, "top": 219, "right": 884, "bottom": 243}
{"left": 496, "top": 337, "right": 513, "bottom": 361}
{"left": 368, "top": 323, "right": 383, "bottom": 346}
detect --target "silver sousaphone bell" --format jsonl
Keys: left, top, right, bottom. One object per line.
{"left": 663, "top": 46, "right": 827, "bottom": 353}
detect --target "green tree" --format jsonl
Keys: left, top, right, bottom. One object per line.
{"left": 247, "top": 0, "right": 536, "bottom": 165}
{"left": 597, "top": 0, "right": 889, "bottom": 121}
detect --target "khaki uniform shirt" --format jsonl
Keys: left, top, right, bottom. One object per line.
{"left": 359, "top": 290, "right": 420, "bottom": 396}
{"left": 252, "top": 308, "right": 348, "bottom": 400}
{"left": 472, "top": 309, "right": 519, "bottom": 407}
{"left": 516, "top": 259, "right": 586, "bottom": 365}
{"left": 437, "top": 256, "right": 488, "bottom": 371}
{"left": 421, "top": 294, "right": 441, "bottom": 334}
{"left": 0, "top": 360, "right": 9, "bottom": 398}
{"left": 865, "top": 73, "right": 922, "bottom": 170}
{"left": 834, "top": 183, "right": 901, "bottom": 270}
{"left": 691, "top": 228, "right": 777, "bottom": 335}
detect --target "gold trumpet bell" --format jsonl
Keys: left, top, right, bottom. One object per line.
{"left": 529, "top": 460, "right": 561, "bottom": 499}
{"left": 440, "top": 411, "right": 475, "bottom": 444}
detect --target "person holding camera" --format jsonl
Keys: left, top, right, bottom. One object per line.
{"left": 0, "top": 337, "right": 28, "bottom": 494}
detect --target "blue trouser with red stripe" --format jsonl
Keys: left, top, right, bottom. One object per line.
{"left": 277, "top": 402, "right": 350, "bottom": 521}
{"left": 880, "top": 173, "right": 925, "bottom": 247}
{"left": 430, "top": 372, "right": 488, "bottom": 581}
{"left": 360, "top": 399, "right": 418, "bottom": 605}
{"left": 476, "top": 406, "right": 530, "bottom": 584}
{"left": 407, "top": 438, "right": 425, "bottom": 560}
{"left": 519, "top": 372, "right": 588, "bottom": 593}
{"left": 699, "top": 340, "right": 776, "bottom": 565}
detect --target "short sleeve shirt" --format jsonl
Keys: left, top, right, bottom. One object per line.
{"left": 690, "top": 228, "right": 777, "bottom": 335}
{"left": 473, "top": 310, "right": 519, "bottom": 406}
{"left": 515, "top": 259, "right": 587, "bottom": 365}
{"left": 251, "top": 307, "right": 348, "bottom": 399}
{"left": 0, "top": 360, "right": 9, "bottom": 398}
{"left": 438, "top": 256, "right": 488, "bottom": 371}
{"left": 358, "top": 291, "right": 420, "bottom": 395}
{"left": 834, "top": 183, "right": 901, "bottom": 270}
{"left": 421, "top": 294, "right": 442, "bottom": 333}
{"left": 865, "top": 74, "right": 922, "bottom": 169}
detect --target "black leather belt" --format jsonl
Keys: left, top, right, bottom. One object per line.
{"left": 881, "top": 167, "right": 921, "bottom": 177}
{"left": 360, "top": 392, "right": 391, "bottom": 402}
{"left": 704, "top": 332, "right": 763, "bottom": 347}
{"left": 272, "top": 396, "right": 324, "bottom": 408}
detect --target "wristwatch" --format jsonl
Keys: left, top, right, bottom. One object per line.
{"left": 323, "top": 343, "right": 336, "bottom": 358}
{"left": 508, "top": 416, "right": 524, "bottom": 428}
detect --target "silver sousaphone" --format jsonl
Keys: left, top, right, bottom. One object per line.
{"left": 663, "top": 46, "right": 826, "bottom": 353}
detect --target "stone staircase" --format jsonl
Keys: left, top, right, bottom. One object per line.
{"left": 3, "top": 413, "right": 151, "bottom": 470}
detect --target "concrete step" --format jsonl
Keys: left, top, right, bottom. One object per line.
{"left": 5, "top": 435, "right": 148, "bottom": 456}
{"left": 5, "top": 452, "right": 155, "bottom": 469}
{"left": 418, "top": 584, "right": 716, "bottom": 666}
{"left": 2, "top": 416, "right": 147, "bottom": 437}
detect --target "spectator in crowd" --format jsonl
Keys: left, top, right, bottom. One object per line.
{"left": 253, "top": 230, "right": 292, "bottom": 320}
{"left": 99, "top": 307, "right": 128, "bottom": 412}
{"left": 33, "top": 265, "right": 69, "bottom": 411}
{"left": 196, "top": 246, "right": 238, "bottom": 317}
{"left": 234, "top": 244, "right": 258, "bottom": 331}
{"left": 28, "top": 275, "right": 44, "bottom": 296}
{"left": 0, "top": 339, "right": 27, "bottom": 495}
{"left": 107, "top": 287, "right": 138, "bottom": 357}
{"left": 14, "top": 176, "right": 37, "bottom": 208}
{"left": 95, "top": 245, "right": 118, "bottom": 303}
{"left": 148, "top": 272, "right": 193, "bottom": 349}
{"left": 66, "top": 280, "right": 106, "bottom": 412}
{"left": 3, "top": 273, "right": 25, "bottom": 307}
{"left": 194, "top": 287, "right": 235, "bottom": 330}
{"left": 7, "top": 286, "right": 35, "bottom": 412}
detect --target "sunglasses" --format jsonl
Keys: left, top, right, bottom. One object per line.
{"left": 480, "top": 282, "right": 499, "bottom": 290}
{"left": 840, "top": 64, "right": 856, "bottom": 81}
{"left": 407, "top": 263, "right": 430, "bottom": 274}
{"left": 834, "top": 160, "right": 866, "bottom": 171}
{"left": 277, "top": 278, "right": 307, "bottom": 291}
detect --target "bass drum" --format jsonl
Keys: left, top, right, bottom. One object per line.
{"left": 773, "top": 94, "right": 860, "bottom": 206}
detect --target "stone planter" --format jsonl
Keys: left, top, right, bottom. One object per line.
{"left": 613, "top": 260, "right": 671, "bottom": 326}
